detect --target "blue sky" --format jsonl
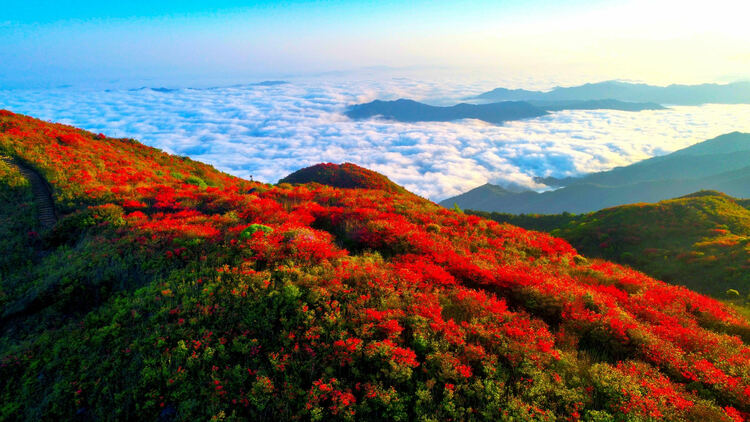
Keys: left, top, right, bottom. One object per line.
{"left": 1, "top": 0, "right": 749, "bottom": 88}
{"left": 3, "top": 1, "right": 580, "bottom": 24}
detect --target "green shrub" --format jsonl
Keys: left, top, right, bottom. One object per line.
{"left": 184, "top": 175, "right": 207, "bottom": 189}
{"left": 573, "top": 255, "right": 589, "bottom": 265}
{"left": 45, "top": 204, "right": 125, "bottom": 246}
{"left": 620, "top": 251, "right": 636, "bottom": 264}
{"left": 426, "top": 223, "right": 441, "bottom": 233}
{"left": 239, "top": 224, "right": 273, "bottom": 240}
{"left": 0, "top": 158, "right": 37, "bottom": 275}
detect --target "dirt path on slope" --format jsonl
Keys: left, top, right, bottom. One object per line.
{"left": 1, "top": 156, "right": 57, "bottom": 230}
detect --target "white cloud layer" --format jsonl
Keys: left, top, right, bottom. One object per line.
{"left": 2, "top": 78, "right": 750, "bottom": 201}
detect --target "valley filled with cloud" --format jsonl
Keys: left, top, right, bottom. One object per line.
{"left": 2, "top": 78, "right": 750, "bottom": 200}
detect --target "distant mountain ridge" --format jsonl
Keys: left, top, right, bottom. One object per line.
{"left": 441, "top": 132, "right": 750, "bottom": 213}
{"left": 346, "top": 98, "right": 663, "bottom": 124}
{"left": 528, "top": 99, "right": 665, "bottom": 111}
{"left": 474, "top": 80, "right": 750, "bottom": 105}
{"left": 346, "top": 99, "right": 548, "bottom": 124}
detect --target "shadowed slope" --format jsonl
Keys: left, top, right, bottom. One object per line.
{"left": 0, "top": 156, "right": 56, "bottom": 230}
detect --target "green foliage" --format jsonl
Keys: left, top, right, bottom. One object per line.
{"left": 239, "top": 224, "right": 273, "bottom": 240}
{"left": 473, "top": 192, "right": 750, "bottom": 299}
{"left": 468, "top": 210, "right": 578, "bottom": 233}
{"left": 0, "top": 156, "right": 37, "bottom": 297}
{"left": 184, "top": 175, "right": 207, "bottom": 189}
{"left": 45, "top": 204, "right": 125, "bottom": 246}
{"left": 425, "top": 223, "right": 441, "bottom": 233}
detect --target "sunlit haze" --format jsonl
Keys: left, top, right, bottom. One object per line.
{"left": 2, "top": 0, "right": 750, "bottom": 88}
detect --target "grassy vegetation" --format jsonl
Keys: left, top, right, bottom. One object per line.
{"left": 0, "top": 156, "right": 38, "bottom": 309}
{"left": 470, "top": 191, "right": 750, "bottom": 299}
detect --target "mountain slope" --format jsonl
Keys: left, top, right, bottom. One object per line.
{"left": 474, "top": 80, "right": 750, "bottom": 105}
{"left": 469, "top": 191, "right": 750, "bottom": 299}
{"left": 529, "top": 99, "right": 665, "bottom": 111}
{"left": 553, "top": 132, "right": 750, "bottom": 188}
{"left": 441, "top": 132, "right": 750, "bottom": 213}
{"left": 0, "top": 156, "right": 56, "bottom": 229}
{"left": 278, "top": 162, "right": 408, "bottom": 194}
{"left": 1, "top": 110, "right": 750, "bottom": 421}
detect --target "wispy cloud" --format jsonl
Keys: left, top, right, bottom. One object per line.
{"left": 2, "top": 79, "right": 750, "bottom": 201}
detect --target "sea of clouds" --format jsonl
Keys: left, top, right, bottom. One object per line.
{"left": 2, "top": 78, "right": 750, "bottom": 201}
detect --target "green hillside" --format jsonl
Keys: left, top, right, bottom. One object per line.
{"left": 470, "top": 191, "right": 750, "bottom": 299}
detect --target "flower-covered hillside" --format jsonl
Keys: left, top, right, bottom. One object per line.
{"left": 278, "top": 162, "right": 408, "bottom": 194}
{"left": 1, "top": 109, "right": 750, "bottom": 421}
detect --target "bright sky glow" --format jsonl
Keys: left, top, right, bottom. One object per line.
{"left": 2, "top": 0, "right": 749, "bottom": 87}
